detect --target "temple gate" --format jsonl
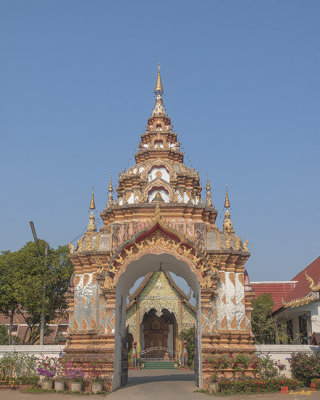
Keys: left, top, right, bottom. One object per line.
{"left": 64, "top": 66, "right": 255, "bottom": 391}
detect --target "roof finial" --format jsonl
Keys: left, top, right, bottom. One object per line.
{"left": 154, "top": 63, "right": 163, "bottom": 94}
{"left": 89, "top": 186, "right": 96, "bottom": 210}
{"left": 223, "top": 184, "right": 234, "bottom": 232}
{"left": 107, "top": 175, "right": 114, "bottom": 208}
{"left": 205, "top": 175, "right": 213, "bottom": 207}
{"left": 152, "top": 63, "right": 166, "bottom": 117}
{"left": 224, "top": 184, "right": 230, "bottom": 209}
{"left": 87, "top": 211, "right": 97, "bottom": 232}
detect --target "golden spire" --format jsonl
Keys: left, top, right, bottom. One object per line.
{"left": 89, "top": 186, "right": 95, "bottom": 210}
{"left": 205, "top": 175, "right": 213, "bottom": 207}
{"left": 154, "top": 63, "right": 163, "bottom": 93}
{"left": 224, "top": 184, "right": 230, "bottom": 209}
{"left": 223, "top": 185, "right": 234, "bottom": 232}
{"left": 107, "top": 176, "right": 114, "bottom": 208}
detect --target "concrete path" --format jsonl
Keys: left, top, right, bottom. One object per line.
{"left": 108, "top": 369, "right": 203, "bottom": 400}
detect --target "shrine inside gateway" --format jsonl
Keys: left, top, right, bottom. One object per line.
{"left": 64, "top": 66, "right": 255, "bottom": 391}
{"left": 126, "top": 270, "right": 196, "bottom": 358}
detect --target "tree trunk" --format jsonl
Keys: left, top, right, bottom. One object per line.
{"left": 8, "top": 311, "right": 14, "bottom": 345}
{"left": 22, "top": 325, "right": 30, "bottom": 344}
{"left": 275, "top": 323, "right": 280, "bottom": 344}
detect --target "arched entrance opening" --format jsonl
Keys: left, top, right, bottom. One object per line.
{"left": 113, "top": 253, "right": 202, "bottom": 390}
{"left": 141, "top": 307, "right": 177, "bottom": 358}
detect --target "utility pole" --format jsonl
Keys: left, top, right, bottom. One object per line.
{"left": 29, "top": 221, "right": 48, "bottom": 346}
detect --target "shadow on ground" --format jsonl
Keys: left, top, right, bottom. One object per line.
{"left": 125, "top": 372, "right": 195, "bottom": 388}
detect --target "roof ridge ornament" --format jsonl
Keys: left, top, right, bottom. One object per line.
{"left": 224, "top": 184, "right": 230, "bottom": 209}
{"left": 205, "top": 175, "right": 213, "bottom": 207}
{"left": 152, "top": 63, "right": 166, "bottom": 117}
{"left": 223, "top": 184, "right": 234, "bottom": 233}
{"left": 306, "top": 272, "right": 320, "bottom": 292}
{"left": 87, "top": 186, "right": 97, "bottom": 232}
{"left": 107, "top": 176, "right": 114, "bottom": 208}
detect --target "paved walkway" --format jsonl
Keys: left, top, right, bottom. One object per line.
{"left": 1, "top": 369, "right": 320, "bottom": 400}
{"left": 108, "top": 369, "right": 203, "bottom": 400}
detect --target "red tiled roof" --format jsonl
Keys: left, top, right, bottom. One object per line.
{"left": 285, "top": 256, "right": 320, "bottom": 303}
{"left": 251, "top": 256, "right": 320, "bottom": 312}
{"left": 251, "top": 282, "right": 296, "bottom": 312}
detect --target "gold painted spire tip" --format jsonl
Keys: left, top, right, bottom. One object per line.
{"left": 109, "top": 175, "right": 113, "bottom": 192}
{"left": 89, "top": 185, "right": 96, "bottom": 210}
{"left": 205, "top": 175, "right": 213, "bottom": 207}
{"left": 206, "top": 175, "right": 211, "bottom": 191}
{"left": 154, "top": 63, "right": 163, "bottom": 93}
{"left": 224, "top": 184, "right": 230, "bottom": 209}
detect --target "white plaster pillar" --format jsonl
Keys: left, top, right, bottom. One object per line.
{"left": 311, "top": 303, "right": 320, "bottom": 333}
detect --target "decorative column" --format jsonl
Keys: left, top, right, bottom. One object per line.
{"left": 178, "top": 298, "right": 183, "bottom": 335}
{"left": 135, "top": 300, "right": 140, "bottom": 344}
{"left": 200, "top": 273, "right": 218, "bottom": 390}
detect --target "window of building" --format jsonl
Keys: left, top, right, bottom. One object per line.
{"left": 299, "top": 315, "right": 308, "bottom": 344}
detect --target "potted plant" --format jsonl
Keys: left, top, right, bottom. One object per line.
{"left": 54, "top": 359, "right": 65, "bottom": 391}
{"left": 87, "top": 361, "right": 104, "bottom": 393}
{"left": 235, "top": 353, "right": 251, "bottom": 369}
{"left": 54, "top": 376, "right": 65, "bottom": 392}
{"left": 208, "top": 373, "right": 219, "bottom": 393}
{"left": 64, "top": 362, "right": 85, "bottom": 392}
{"left": 37, "top": 356, "right": 57, "bottom": 390}
{"left": 91, "top": 377, "right": 103, "bottom": 393}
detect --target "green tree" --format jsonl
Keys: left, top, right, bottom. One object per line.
{"left": 0, "top": 251, "right": 21, "bottom": 344}
{"left": 180, "top": 327, "right": 195, "bottom": 366}
{"left": 0, "top": 324, "right": 9, "bottom": 344}
{"left": 251, "top": 293, "right": 287, "bottom": 344}
{"left": 0, "top": 241, "right": 73, "bottom": 344}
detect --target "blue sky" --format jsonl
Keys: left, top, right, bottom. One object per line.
{"left": 0, "top": 1, "right": 319, "bottom": 282}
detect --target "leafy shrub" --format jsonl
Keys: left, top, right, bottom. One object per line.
{"left": 0, "top": 325, "right": 9, "bottom": 344}
{"left": 37, "top": 356, "right": 60, "bottom": 379}
{"left": 258, "top": 354, "right": 285, "bottom": 379}
{"left": 16, "top": 375, "right": 39, "bottom": 386}
{"left": 64, "top": 361, "right": 85, "bottom": 382}
{"left": 180, "top": 327, "right": 195, "bottom": 366}
{"left": 220, "top": 378, "right": 303, "bottom": 393}
{"left": 207, "top": 354, "right": 232, "bottom": 370}
{"left": 234, "top": 353, "right": 251, "bottom": 368}
{"left": 311, "top": 378, "right": 320, "bottom": 390}
{"left": 0, "top": 353, "right": 37, "bottom": 377}
{"left": 289, "top": 352, "right": 320, "bottom": 386}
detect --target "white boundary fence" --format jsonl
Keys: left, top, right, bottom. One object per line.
{"left": 0, "top": 345, "right": 64, "bottom": 358}
{"left": 255, "top": 344, "right": 319, "bottom": 377}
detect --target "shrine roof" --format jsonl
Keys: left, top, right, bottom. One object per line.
{"left": 251, "top": 256, "right": 320, "bottom": 312}
{"left": 250, "top": 281, "right": 297, "bottom": 312}
{"left": 284, "top": 256, "right": 320, "bottom": 304}
{"left": 127, "top": 271, "right": 195, "bottom": 312}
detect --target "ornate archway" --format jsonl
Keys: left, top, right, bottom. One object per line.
{"left": 64, "top": 66, "right": 255, "bottom": 391}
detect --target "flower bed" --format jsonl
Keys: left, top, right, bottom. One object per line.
{"left": 219, "top": 378, "right": 303, "bottom": 393}
{"left": 289, "top": 352, "right": 320, "bottom": 386}
{"left": 311, "top": 378, "right": 320, "bottom": 390}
